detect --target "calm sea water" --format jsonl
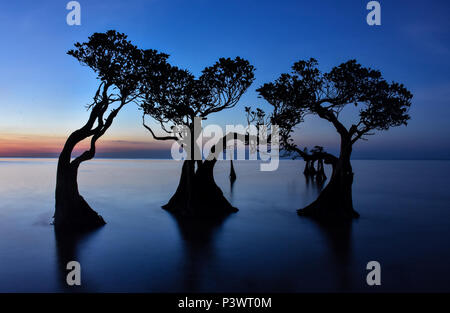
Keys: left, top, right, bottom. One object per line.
{"left": 0, "top": 158, "right": 449, "bottom": 292}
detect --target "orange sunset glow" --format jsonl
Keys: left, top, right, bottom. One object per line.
{"left": 0, "top": 133, "right": 172, "bottom": 158}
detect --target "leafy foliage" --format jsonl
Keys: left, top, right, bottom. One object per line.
{"left": 257, "top": 58, "right": 413, "bottom": 152}
{"left": 68, "top": 30, "right": 152, "bottom": 97}
{"left": 63, "top": 30, "right": 170, "bottom": 165}
{"left": 139, "top": 57, "right": 255, "bottom": 135}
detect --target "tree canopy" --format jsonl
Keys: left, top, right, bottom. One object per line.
{"left": 63, "top": 30, "right": 170, "bottom": 166}
{"left": 139, "top": 56, "right": 255, "bottom": 143}
{"left": 257, "top": 58, "right": 413, "bottom": 155}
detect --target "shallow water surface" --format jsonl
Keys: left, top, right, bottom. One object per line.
{"left": 0, "top": 158, "right": 449, "bottom": 292}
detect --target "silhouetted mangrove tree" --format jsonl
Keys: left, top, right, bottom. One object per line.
{"left": 54, "top": 31, "right": 169, "bottom": 231}
{"left": 139, "top": 57, "right": 255, "bottom": 217}
{"left": 258, "top": 58, "right": 412, "bottom": 220}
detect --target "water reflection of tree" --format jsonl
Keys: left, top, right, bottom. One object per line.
{"left": 171, "top": 215, "right": 228, "bottom": 292}
{"left": 312, "top": 220, "right": 354, "bottom": 291}
{"left": 53, "top": 229, "right": 100, "bottom": 292}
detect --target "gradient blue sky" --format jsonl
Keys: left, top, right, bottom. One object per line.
{"left": 0, "top": 0, "right": 449, "bottom": 159}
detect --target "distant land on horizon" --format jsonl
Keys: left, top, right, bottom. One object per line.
{"left": 1, "top": 152, "right": 449, "bottom": 161}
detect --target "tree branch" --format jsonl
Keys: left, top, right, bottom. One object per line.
{"left": 142, "top": 115, "right": 178, "bottom": 141}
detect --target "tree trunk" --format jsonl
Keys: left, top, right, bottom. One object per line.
{"left": 303, "top": 160, "right": 310, "bottom": 175}
{"left": 315, "top": 159, "right": 327, "bottom": 182}
{"left": 304, "top": 159, "right": 317, "bottom": 177}
{"left": 298, "top": 139, "right": 359, "bottom": 220}
{"left": 229, "top": 160, "right": 237, "bottom": 183}
{"left": 163, "top": 160, "right": 238, "bottom": 217}
{"left": 52, "top": 85, "right": 125, "bottom": 231}
{"left": 54, "top": 156, "right": 105, "bottom": 232}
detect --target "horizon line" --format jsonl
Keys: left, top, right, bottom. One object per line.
{"left": 1, "top": 156, "right": 450, "bottom": 161}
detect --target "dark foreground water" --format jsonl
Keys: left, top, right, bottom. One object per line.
{"left": 0, "top": 158, "right": 449, "bottom": 292}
